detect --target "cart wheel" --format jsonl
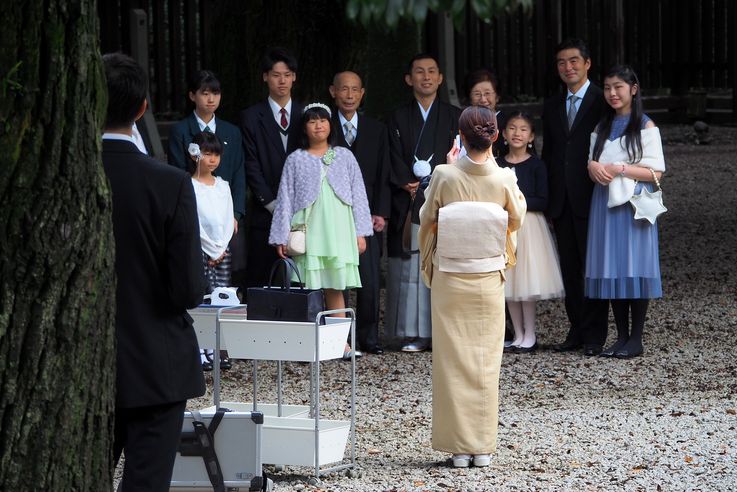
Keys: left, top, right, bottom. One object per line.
{"left": 307, "top": 477, "right": 321, "bottom": 486}
{"left": 346, "top": 469, "right": 361, "bottom": 478}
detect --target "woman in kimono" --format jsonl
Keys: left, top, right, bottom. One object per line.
{"left": 419, "top": 105, "right": 526, "bottom": 468}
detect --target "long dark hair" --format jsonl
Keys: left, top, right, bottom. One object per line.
{"left": 591, "top": 65, "right": 644, "bottom": 163}
{"left": 299, "top": 105, "right": 336, "bottom": 149}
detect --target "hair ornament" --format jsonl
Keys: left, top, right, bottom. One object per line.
{"left": 303, "top": 102, "right": 332, "bottom": 117}
{"left": 188, "top": 143, "right": 201, "bottom": 159}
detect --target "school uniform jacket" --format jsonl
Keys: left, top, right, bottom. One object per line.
{"left": 167, "top": 113, "right": 247, "bottom": 219}
{"left": 238, "top": 100, "right": 303, "bottom": 230}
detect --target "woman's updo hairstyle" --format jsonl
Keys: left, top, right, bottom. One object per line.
{"left": 459, "top": 105, "right": 497, "bottom": 151}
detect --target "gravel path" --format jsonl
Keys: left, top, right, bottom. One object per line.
{"left": 186, "top": 124, "right": 737, "bottom": 491}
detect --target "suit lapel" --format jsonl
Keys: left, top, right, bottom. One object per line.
{"left": 557, "top": 93, "right": 570, "bottom": 136}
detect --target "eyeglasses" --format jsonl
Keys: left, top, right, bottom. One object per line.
{"left": 471, "top": 91, "right": 496, "bottom": 100}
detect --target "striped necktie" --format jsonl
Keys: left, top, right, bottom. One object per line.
{"left": 567, "top": 95, "right": 580, "bottom": 129}
{"left": 344, "top": 121, "right": 355, "bottom": 146}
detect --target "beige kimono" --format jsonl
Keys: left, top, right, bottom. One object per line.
{"left": 419, "top": 156, "right": 526, "bottom": 455}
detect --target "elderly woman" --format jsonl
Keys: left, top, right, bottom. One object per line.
{"left": 419, "top": 106, "right": 526, "bottom": 468}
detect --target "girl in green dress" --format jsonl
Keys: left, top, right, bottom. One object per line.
{"left": 270, "top": 103, "right": 374, "bottom": 357}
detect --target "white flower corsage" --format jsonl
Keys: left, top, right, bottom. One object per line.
{"left": 188, "top": 143, "right": 201, "bottom": 159}
{"left": 322, "top": 148, "right": 336, "bottom": 165}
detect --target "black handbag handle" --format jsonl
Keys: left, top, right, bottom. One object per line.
{"left": 267, "top": 258, "right": 306, "bottom": 291}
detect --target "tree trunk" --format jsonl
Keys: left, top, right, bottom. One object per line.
{"left": 0, "top": 1, "right": 115, "bottom": 490}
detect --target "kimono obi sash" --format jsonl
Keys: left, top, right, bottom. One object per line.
{"left": 436, "top": 201, "right": 508, "bottom": 273}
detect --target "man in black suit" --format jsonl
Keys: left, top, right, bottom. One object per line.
{"left": 329, "top": 71, "right": 391, "bottom": 355}
{"left": 542, "top": 38, "right": 609, "bottom": 356}
{"left": 239, "top": 47, "right": 303, "bottom": 290}
{"left": 386, "top": 54, "right": 462, "bottom": 352}
{"left": 102, "top": 53, "right": 206, "bottom": 490}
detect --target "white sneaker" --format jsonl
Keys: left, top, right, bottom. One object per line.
{"left": 452, "top": 454, "right": 471, "bottom": 468}
{"left": 473, "top": 454, "right": 491, "bottom": 467}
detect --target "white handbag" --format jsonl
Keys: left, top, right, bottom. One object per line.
{"left": 629, "top": 168, "right": 667, "bottom": 224}
{"left": 286, "top": 225, "right": 306, "bottom": 256}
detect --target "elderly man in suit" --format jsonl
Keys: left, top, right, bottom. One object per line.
{"left": 542, "top": 38, "right": 609, "bottom": 356}
{"left": 386, "top": 53, "right": 462, "bottom": 352}
{"left": 239, "top": 47, "right": 303, "bottom": 291}
{"left": 102, "top": 53, "right": 206, "bottom": 491}
{"left": 329, "top": 70, "right": 391, "bottom": 355}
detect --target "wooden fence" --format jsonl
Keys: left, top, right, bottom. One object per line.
{"left": 99, "top": 0, "right": 736, "bottom": 121}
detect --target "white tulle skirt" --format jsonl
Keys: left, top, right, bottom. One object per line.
{"left": 505, "top": 211, "right": 565, "bottom": 301}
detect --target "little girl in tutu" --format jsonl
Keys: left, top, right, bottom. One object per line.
{"left": 499, "top": 112, "right": 564, "bottom": 352}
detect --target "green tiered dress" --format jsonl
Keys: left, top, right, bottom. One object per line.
{"left": 291, "top": 165, "right": 362, "bottom": 290}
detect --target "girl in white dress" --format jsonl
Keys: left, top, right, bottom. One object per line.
{"left": 188, "top": 131, "right": 235, "bottom": 370}
{"left": 498, "top": 112, "right": 565, "bottom": 352}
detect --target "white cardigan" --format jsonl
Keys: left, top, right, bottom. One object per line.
{"left": 588, "top": 127, "right": 666, "bottom": 207}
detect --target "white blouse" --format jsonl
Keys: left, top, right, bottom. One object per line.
{"left": 192, "top": 176, "right": 234, "bottom": 260}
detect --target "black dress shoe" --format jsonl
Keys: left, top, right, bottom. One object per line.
{"left": 514, "top": 343, "right": 537, "bottom": 354}
{"left": 364, "top": 345, "right": 385, "bottom": 355}
{"left": 614, "top": 347, "right": 643, "bottom": 359}
{"left": 220, "top": 358, "right": 232, "bottom": 370}
{"left": 583, "top": 346, "right": 602, "bottom": 357}
{"left": 201, "top": 360, "right": 213, "bottom": 372}
{"left": 551, "top": 340, "right": 583, "bottom": 352}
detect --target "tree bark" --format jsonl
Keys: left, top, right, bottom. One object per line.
{"left": 0, "top": 1, "right": 115, "bottom": 490}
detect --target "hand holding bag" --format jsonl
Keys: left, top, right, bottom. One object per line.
{"left": 246, "top": 258, "right": 325, "bottom": 322}
{"left": 629, "top": 168, "right": 667, "bottom": 224}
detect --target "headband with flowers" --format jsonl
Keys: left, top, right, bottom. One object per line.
{"left": 303, "top": 102, "right": 332, "bottom": 117}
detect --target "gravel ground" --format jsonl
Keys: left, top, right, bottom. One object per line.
{"left": 124, "top": 124, "right": 737, "bottom": 491}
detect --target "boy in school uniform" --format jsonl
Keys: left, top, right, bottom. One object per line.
{"left": 239, "top": 47, "right": 303, "bottom": 290}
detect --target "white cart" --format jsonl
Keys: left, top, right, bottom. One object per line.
{"left": 194, "top": 306, "right": 357, "bottom": 483}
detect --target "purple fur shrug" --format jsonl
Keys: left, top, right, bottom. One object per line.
{"left": 269, "top": 147, "right": 373, "bottom": 246}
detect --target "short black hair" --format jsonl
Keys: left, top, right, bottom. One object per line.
{"left": 407, "top": 53, "right": 440, "bottom": 75}
{"left": 188, "top": 69, "right": 221, "bottom": 95}
{"left": 299, "top": 105, "right": 336, "bottom": 149}
{"left": 261, "top": 47, "right": 298, "bottom": 74}
{"left": 102, "top": 53, "right": 148, "bottom": 129}
{"left": 187, "top": 131, "right": 223, "bottom": 174}
{"left": 555, "top": 38, "right": 591, "bottom": 61}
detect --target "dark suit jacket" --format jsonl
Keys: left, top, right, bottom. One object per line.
{"left": 239, "top": 100, "right": 303, "bottom": 229}
{"left": 103, "top": 139, "right": 206, "bottom": 408}
{"left": 541, "top": 83, "right": 605, "bottom": 219}
{"left": 333, "top": 113, "right": 391, "bottom": 218}
{"left": 387, "top": 99, "right": 461, "bottom": 257}
{"left": 167, "top": 113, "right": 246, "bottom": 219}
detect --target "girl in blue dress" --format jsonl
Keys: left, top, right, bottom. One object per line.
{"left": 586, "top": 65, "right": 665, "bottom": 359}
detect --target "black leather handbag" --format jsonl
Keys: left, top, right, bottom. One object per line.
{"left": 246, "top": 258, "right": 325, "bottom": 322}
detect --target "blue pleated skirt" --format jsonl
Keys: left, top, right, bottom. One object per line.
{"left": 585, "top": 182, "right": 662, "bottom": 299}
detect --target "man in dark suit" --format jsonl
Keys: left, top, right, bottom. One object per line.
{"left": 329, "top": 70, "right": 391, "bottom": 355}
{"left": 102, "top": 53, "right": 206, "bottom": 490}
{"left": 542, "top": 38, "right": 609, "bottom": 356}
{"left": 239, "top": 47, "right": 303, "bottom": 290}
{"left": 386, "top": 53, "right": 462, "bottom": 352}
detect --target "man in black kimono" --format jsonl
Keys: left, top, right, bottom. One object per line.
{"left": 386, "top": 54, "right": 462, "bottom": 352}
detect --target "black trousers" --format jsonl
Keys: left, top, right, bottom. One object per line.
{"left": 354, "top": 232, "right": 382, "bottom": 349}
{"left": 552, "top": 199, "right": 609, "bottom": 348}
{"left": 114, "top": 400, "right": 187, "bottom": 492}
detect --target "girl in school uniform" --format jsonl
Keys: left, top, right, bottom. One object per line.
{"left": 499, "top": 112, "right": 565, "bottom": 352}
{"left": 188, "top": 131, "right": 235, "bottom": 370}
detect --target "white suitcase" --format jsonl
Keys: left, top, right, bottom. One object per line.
{"left": 170, "top": 409, "right": 271, "bottom": 491}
